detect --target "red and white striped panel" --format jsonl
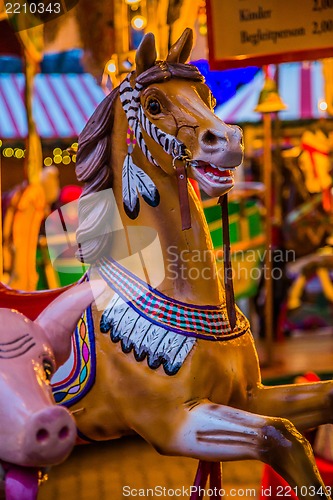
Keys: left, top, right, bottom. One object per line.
{"left": 216, "top": 61, "right": 326, "bottom": 124}
{"left": 0, "top": 73, "right": 105, "bottom": 139}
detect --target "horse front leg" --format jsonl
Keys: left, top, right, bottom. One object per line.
{"left": 143, "top": 402, "right": 330, "bottom": 500}
{"left": 246, "top": 381, "right": 333, "bottom": 431}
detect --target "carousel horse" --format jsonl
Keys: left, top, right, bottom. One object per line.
{"left": 2, "top": 166, "right": 60, "bottom": 291}
{"left": 278, "top": 133, "right": 333, "bottom": 327}
{"left": 0, "top": 282, "right": 104, "bottom": 500}
{"left": 281, "top": 127, "right": 333, "bottom": 259}
{"left": 3, "top": 29, "right": 333, "bottom": 499}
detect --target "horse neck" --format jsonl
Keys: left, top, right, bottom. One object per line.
{"left": 103, "top": 103, "right": 224, "bottom": 306}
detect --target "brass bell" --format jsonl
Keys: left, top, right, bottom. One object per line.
{"left": 254, "top": 77, "right": 287, "bottom": 113}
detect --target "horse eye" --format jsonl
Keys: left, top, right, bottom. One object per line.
{"left": 147, "top": 99, "right": 161, "bottom": 115}
{"left": 43, "top": 359, "right": 54, "bottom": 382}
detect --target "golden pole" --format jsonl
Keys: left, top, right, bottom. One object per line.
{"left": 255, "top": 65, "right": 287, "bottom": 365}
{"left": 14, "top": 22, "right": 44, "bottom": 183}
{"left": 24, "top": 52, "right": 43, "bottom": 184}
{"left": 114, "top": 0, "right": 130, "bottom": 54}
{"left": 263, "top": 111, "right": 274, "bottom": 365}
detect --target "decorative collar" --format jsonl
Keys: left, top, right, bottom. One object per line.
{"left": 95, "top": 256, "right": 249, "bottom": 341}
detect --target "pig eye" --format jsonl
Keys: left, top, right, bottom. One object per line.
{"left": 43, "top": 359, "right": 54, "bottom": 382}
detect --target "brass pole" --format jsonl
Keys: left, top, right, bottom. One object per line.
{"left": 24, "top": 53, "right": 43, "bottom": 184}
{"left": 263, "top": 111, "right": 274, "bottom": 365}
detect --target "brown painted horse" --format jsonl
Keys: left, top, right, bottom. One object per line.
{"left": 3, "top": 29, "right": 333, "bottom": 498}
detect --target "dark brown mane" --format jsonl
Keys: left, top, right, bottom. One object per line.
{"left": 136, "top": 61, "right": 204, "bottom": 87}
{"left": 76, "top": 87, "right": 119, "bottom": 194}
{"left": 75, "top": 62, "right": 204, "bottom": 263}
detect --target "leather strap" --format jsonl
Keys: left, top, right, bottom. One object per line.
{"left": 175, "top": 162, "right": 191, "bottom": 230}
{"left": 218, "top": 194, "right": 236, "bottom": 330}
{"left": 191, "top": 461, "right": 222, "bottom": 500}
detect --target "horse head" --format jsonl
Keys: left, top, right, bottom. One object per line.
{"left": 128, "top": 28, "right": 244, "bottom": 198}
{"left": 75, "top": 28, "right": 244, "bottom": 265}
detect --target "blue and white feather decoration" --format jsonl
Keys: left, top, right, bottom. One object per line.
{"left": 122, "top": 154, "right": 160, "bottom": 219}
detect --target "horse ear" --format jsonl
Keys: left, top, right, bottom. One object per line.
{"left": 166, "top": 28, "right": 193, "bottom": 64}
{"left": 135, "top": 32, "right": 157, "bottom": 76}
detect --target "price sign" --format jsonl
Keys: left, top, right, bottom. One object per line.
{"left": 206, "top": 0, "right": 333, "bottom": 69}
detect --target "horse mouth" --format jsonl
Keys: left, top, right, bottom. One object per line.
{"left": 189, "top": 161, "right": 235, "bottom": 196}
{"left": 200, "top": 164, "right": 235, "bottom": 185}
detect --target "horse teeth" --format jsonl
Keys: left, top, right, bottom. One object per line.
{"left": 204, "top": 170, "right": 232, "bottom": 183}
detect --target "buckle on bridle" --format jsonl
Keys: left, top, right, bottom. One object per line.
{"left": 172, "top": 148, "right": 192, "bottom": 170}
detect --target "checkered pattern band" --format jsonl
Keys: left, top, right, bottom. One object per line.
{"left": 96, "top": 257, "right": 249, "bottom": 341}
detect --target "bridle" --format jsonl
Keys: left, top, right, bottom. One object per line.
{"left": 119, "top": 73, "right": 190, "bottom": 166}
{"left": 119, "top": 72, "right": 194, "bottom": 231}
{"left": 119, "top": 70, "right": 236, "bottom": 330}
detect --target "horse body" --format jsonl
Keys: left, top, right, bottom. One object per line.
{"left": 68, "top": 32, "right": 254, "bottom": 445}
{"left": 72, "top": 136, "right": 256, "bottom": 444}
{"left": 70, "top": 301, "right": 259, "bottom": 444}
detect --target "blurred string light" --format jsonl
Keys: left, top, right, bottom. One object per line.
{"left": 44, "top": 157, "right": 53, "bottom": 166}
{"left": 107, "top": 59, "right": 117, "bottom": 74}
{"left": 131, "top": 14, "right": 147, "bottom": 30}
{"left": 125, "top": 0, "right": 141, "bottom": 5}
{"left": 43, "top": 144, "right": 78, "bottom": 166}
{"left": 62, "top": 156, "right": 71, "bottom": 165}
{"left": 319, "top": 99, "right": 328, "bottom": 112}
{"left": 2, "top": 146, "right": 25, "bottom": 158}
{"left": 14, "top": 148, "right": 24, "bottom": 158}
{"left": 1, "top": 142, "right": 77, "bottom": 164}
{"left": 102, "top": 57, "right": 119, "bottom": 92}
{"left": 3, "top": 148, "right": 14, "bottom": 157}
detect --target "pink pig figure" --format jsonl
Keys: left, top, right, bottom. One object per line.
{"left": 0, "top": 281, "right": 105, "bottom": 500}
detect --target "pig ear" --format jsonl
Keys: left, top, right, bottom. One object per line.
{"left": 35, "top": 281, "right": 106, "bottom": 366}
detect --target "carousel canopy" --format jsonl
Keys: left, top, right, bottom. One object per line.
{"left": 0, "top": 72, "right": 105, "bottom": 140}
{"left": 216, "top": 61, "right": 326, "bottom": 123}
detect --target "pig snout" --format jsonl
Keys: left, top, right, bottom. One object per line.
{"left": 23, "top": 406, "right": 76, "bottom": 466}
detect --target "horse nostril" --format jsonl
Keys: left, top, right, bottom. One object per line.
{"left": 58, "top": 426, "right": 70, "bottom": 440}
{"left": 201, "top": 130, "right": 219, "bottom": 146}
{"left": 232, "top": 125, "right": 244, "bottom": 143}
{"left": 36, "top": 428, "right": 49, "bottom": 443}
